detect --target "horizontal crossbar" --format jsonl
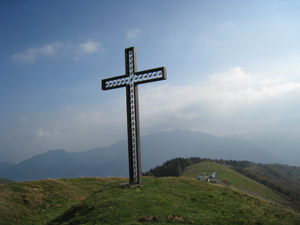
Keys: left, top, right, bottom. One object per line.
{"left": 102, "top": 67, "right": 167, "bottom": 90}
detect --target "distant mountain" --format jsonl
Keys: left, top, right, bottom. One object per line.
{"left": 0, "top": 161, "right": 15, "bottom": 171}
{"left": 0, "top": 146, "right": 129, "bottom": 181}
{"left": 0, "top": 162, "right": 15, "bottom": 181}
{"left": 141, "top": 129, "right": 282, "bottom": 169}
{"left": 0, "top": 129, "right": 282, "bottom": 181}
{"left": 0, "top": 177, "right": 12, "bottom": 184}
{"left": 226, "top": 132, "right": 300, "bottom": 166}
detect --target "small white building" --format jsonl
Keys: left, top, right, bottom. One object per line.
{"left": 209, "top": 172, "right": 217, "bottom": 179}
{"left": 196, "top": 172, "right": 203, "bottom": 179}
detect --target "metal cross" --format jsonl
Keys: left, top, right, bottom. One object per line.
{"left": 102, "top": 47, "right": 167, "bottom": 184}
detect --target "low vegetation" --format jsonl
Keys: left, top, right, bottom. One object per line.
{"left": 47, "top": 177, "right": 300, "bottom": 225}
{"left": 238, "top": 164, "right": 300, "bottom": 200}
{"left": 0, "top": 177, "right": 118, "bottom": 225}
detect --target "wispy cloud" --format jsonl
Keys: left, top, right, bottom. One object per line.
{"left": 78, "top": 41, "right": 102, "bottom": 54}
{"left": 126, "top": 28, "right": 142, "bottom": 42}
{"left": 12, "top": 42, "right": 63, "bottom": 63}
{"left": 28, "top": 108, "right": 127, "bottom": 151}
{"left": 140, "top": 67, "right": 300, "bottom": 113}
{"left": 73, "top": 41, "right": 103, "bottom": 61}
{"left": 137, "top": 66, "right": 300, "bottom": 135}
{"left": 204, "top": 67, "right": 300, "bottom": 106}
{"left": 37, "top": 128, "right": 60, "bottom": 139}
{"left": 12, "top": 40, "right": 103, "bottom": 63}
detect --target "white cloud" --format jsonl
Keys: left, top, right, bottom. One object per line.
{"left": 192, "top": 67, "right": 300, "bottom": 108}
{"left": 262, "top": 82, "right": 300, "bottom": 97}
{"left": 126, "top": 28, "right": 142, "bottom": 42}
{"left": 12, "top": 40, "right": 103, "bottom": 63}
{"left": 136, "top": 66, "right": 300, "bottom": 134}
{"left": 12, "top": 42, "right": 63, "bottom": 63}
{"left": 78, "top": 41, "right": 102, "bottom": 54}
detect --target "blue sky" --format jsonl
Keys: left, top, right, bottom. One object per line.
{"left": 1, "top": 0, "right": 300, "bottom": 164}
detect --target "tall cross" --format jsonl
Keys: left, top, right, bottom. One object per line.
{"left": 102, "top": 47, "right": 167, "bottom": 184}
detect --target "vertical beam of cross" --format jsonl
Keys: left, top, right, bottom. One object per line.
{"left": 102, "top": 47, "right": 167, "bottom": 184}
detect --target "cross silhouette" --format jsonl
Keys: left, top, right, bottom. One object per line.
{"left": 102, "top": 47, "right": 167, "bottom": 184}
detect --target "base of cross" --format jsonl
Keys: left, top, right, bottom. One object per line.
{"left": 119, "top": 182, "right": 144, "bottom": 188}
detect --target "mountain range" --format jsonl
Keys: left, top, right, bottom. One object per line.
{"left": 0, "top": 129, "right": 283, "bottom": 181}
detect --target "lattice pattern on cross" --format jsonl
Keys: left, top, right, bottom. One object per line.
{"left": 102, "top": 47, "right": 167, "bottom": 184}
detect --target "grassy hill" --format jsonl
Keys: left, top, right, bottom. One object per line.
{"left": 181, "top": 162, "right": 287, "bottom": 204}
{"left": 144, "top": 157, "right": 300, "bottom": 211}
{"left": 0, "top": 177, "right": 119, "bottom": 225}
{"left": 1, "top": 177, "right": 300, "bottom": 225}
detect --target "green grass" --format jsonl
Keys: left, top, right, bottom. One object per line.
{"left": 0, "top": 177, "right": 125, "bottom": 225}
{"left": 47, "top": 177, "right": 300, "bottom": 225}
{"left": 181, "top": 162, "right": 287, "bottom": 204}
{"left": 1, "top": 176, "right": 299, "bottom": 225}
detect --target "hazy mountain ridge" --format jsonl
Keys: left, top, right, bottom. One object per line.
{"left": 226, "top": 132, "right": 300, "bottom": 166}
{"left": 0, "top": 161, "right": 15, "bottom": 171}
{"left": 0, "top": 129, "right": 283, "bottom": 181}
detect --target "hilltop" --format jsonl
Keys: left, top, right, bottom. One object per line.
{"left": 1, "top": 177, "right": 299, "bottom": 225}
